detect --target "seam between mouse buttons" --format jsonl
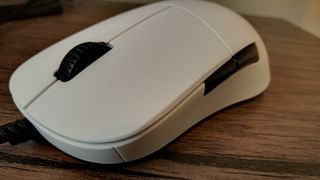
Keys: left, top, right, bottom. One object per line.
{"left": 114, "top": 147, "right": 128, "bottom": 162}
{"left": 165, "top": 3, "right": 233, "bottom": 55}
{"left": 108, "top": 6, "right": 171, "bottom": 43}
{"left": 23, "top": 79, "right": 58, "bottom": 109}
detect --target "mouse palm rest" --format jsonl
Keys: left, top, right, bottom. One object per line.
{"left": 9, "top": 0, "right": 270, "bottom": 164}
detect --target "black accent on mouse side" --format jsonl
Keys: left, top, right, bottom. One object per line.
{"left": 204, "top": 43, "right": 259, "bottom": 95}
{"left": 54, "top": 42, "right": 113, "bottom": 82}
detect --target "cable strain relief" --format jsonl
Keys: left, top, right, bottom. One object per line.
{"left": 0, "top": 118, "right": 39, "bottom": 145}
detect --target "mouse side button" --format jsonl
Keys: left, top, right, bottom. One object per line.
{"left": 204, "top": 43, "right": 259, "bottom": 95}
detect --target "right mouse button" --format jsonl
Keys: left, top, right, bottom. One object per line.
{"left": 204, "top": 43, "right": 259, "bottom": 95}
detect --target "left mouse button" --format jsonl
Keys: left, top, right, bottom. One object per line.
{"left": 54, "top": 42, "right": 112, "bottom": 82}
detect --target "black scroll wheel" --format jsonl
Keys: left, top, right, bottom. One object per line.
{"left": 54, "top": 42, "right": 113, "bottom": 82}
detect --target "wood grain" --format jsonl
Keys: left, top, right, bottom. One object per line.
{"left": 0, "top": 1, "right": 320, "bottom": 179}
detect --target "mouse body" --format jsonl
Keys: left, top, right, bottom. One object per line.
{"left": 9, "top": 0, "right": 270, "bottom": 164}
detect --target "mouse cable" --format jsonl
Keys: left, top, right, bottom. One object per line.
{"left": 0, "top": 117, "right": 39, "bottom": 145}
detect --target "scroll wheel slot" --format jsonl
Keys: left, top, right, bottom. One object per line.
{"left": 204, "top": 43, "right": 259, "bottom": 95}
{"left": 54, "top": 42, "right": 113, "bottom": 82}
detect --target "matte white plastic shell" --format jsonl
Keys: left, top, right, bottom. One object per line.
{"left": 9, "top": 0, "right": 270, "bottom": 164}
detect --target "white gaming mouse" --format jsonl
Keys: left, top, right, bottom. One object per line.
{"left": 9, "top": 0, "right": 270, "bottom": 164}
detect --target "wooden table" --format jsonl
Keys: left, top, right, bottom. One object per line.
{"left": 1, "top": 1, "right": 319, "bottom": 179}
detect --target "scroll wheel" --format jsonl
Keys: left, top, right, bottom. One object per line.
{"left": 54, "top": 42, "right": 113, "bottom": 82}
